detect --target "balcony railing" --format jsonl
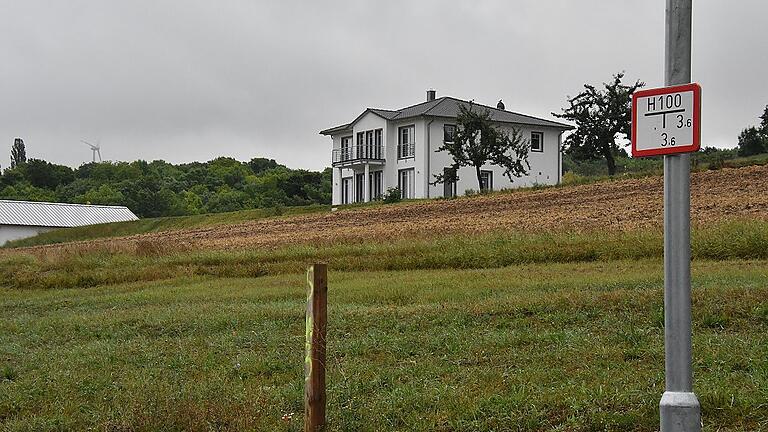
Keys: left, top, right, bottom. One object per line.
{"left": 332, "top": 144, "right": 385, "bottom": 165}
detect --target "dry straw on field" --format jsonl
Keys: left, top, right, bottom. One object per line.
{"left": 4, "top": 164, "right": 768, "bottom": 258}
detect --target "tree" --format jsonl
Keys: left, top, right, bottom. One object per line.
{"left": 10, "top": 138, "right": 26, "bottom": 168}
{"left": 736, "top": 105, "right": 768, "bottom": 157}
{"left": 76, "top": 184, "right": 125, "bottom": 206}
{"left": 736, "top": 127, "right": 766, "bottom": 157}
{"left": 0, "top": 184, "right": 56, "bottom": 202}
{"left": 553, "top": 72, "right": 644, "bottom": 175}
{"left": 433, "top": 101, "right": 530, "bottom": 192}
{"left": 23, "top": 159, "right": 74, "bottom": 189}
{"left": 180, "top": 190, "right": 204, "bottom": 215}
{"left": 248, "top": 157, "right": 281, "bottom": 175}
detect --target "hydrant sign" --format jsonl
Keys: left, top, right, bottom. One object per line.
{"left": 631, "top": 83, "right": 701, "bottom": 157}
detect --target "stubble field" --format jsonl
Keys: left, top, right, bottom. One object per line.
{"left": 6, "top": 164, "right": 768, "bottom": 256}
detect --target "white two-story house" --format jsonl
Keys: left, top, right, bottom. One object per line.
{"left": 320, "top": 90, "right": 572, "bottom": 205}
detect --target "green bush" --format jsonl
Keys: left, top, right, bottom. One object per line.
{"left": 383, "top": 187, "right": 401, "bottom": 203}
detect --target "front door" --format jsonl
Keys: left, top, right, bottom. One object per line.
{"left": 480, "top": 170, "right": 493, "bottom": 192}
{"left": 443, "top": 167, "right": 457, "bottom": 197}
{"left": 398, "top": 168, "right": 415, "bottom": 199}
{"left": 355, "top": 173, "right": 365, "bottom": 203}
{"left": 369, "top": 171, "right": 383, "bottom": 200}
{"left": 341, "top": 177, "right": 352, "bottom": 204}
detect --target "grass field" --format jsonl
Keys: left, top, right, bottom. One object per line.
{"left": 2, "top": 167, "right": 768, "bottom": 431}
{"left": 1, "top": 220, "right": 767, "bottom": 292}
{"left": 1, "top": 260, "right": 767, "bottom": 431}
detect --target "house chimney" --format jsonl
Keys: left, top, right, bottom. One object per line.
{"left": 426, "top": 89, "right": 436, "bottom": 102}
{"left": 497, "top": 99, "right": 505, "bottom": 110}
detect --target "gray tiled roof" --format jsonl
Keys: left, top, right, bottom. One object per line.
{"left": 369, "top": 108, "right": 399, "bottom": 120}
{"left": 389, "top": 98, "right": 444, "bottom": 119}
{"left": 319, "top": 108, "right": 400, "bottom": 135}
{"left": 0, "top": 200, "right": 138, "bottom": 228}
{"left": 415, "top": 97, "right": 573, "bottom": 129}
{"left": 320, "top": 96, "right": 572, "bottom": 135}
{"left": 319, "top": 123, "right": 352, "bottom": 135}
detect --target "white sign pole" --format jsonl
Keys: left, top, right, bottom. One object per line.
{"left": 660, "top": 0, "right": 701, "bottom": 430}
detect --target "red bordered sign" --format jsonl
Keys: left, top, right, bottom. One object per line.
{"left": 631, "top": 83, "right": 701, "bottom": 157}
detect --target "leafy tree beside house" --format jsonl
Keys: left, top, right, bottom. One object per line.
{"left": 433, "top": 101, "right": 530, "bottom": 192}
{"left": 553, "top": 72, "right": 644, "bottom": 176}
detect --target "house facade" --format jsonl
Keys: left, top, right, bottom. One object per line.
{"left": 320, "top": 90, "right": 572, "bottom": 205}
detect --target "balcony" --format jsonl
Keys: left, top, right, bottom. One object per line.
{"left": 332, "top": 144, "right": 385, "bottom": 167}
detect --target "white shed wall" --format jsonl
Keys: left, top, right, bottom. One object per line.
{"left": 0, "top": 225, "right": 57, "bottom": 246}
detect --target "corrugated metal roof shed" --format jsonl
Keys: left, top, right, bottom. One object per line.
{"left": 0, "top": 200, "right": 138, "bottom": 228}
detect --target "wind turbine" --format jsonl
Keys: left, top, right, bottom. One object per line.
{"left": 81, "top": 140, "right": 102, "bottom": 162}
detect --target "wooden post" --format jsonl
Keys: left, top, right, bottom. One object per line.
{"left": 305, "top": 264, "right": 327, "bottom": 432}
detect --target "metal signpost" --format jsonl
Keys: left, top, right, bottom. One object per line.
{"left": 631, "top": 1, "right": 701, "bottom": 430}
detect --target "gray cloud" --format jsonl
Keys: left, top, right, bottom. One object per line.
{"left": 1, "top": 0, "right": 765, "bottom": 170}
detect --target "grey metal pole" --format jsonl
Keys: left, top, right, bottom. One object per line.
{"left": 660, "top": 0, "right": 701, "bottom": 430}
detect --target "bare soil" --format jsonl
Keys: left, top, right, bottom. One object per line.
{"left": 10, "top": 165, "right": 768, "bottom": 255}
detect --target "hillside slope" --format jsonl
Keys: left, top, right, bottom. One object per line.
{"left": 7, "top": 165, "right": 768, "bottom": 255}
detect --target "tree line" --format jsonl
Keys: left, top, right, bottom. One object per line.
{"left": 1, "top": 148, "right": 331, "bottom": 218}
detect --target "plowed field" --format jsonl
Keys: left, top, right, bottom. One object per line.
{"left": 10, "top": 165, "right": 768, "bottom": 255}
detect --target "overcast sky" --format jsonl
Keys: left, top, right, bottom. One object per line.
{"left": 1, "top": 1, "right": 765, "bottom": 171}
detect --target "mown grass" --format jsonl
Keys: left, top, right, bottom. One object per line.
{"left": 3, "top": 204, "right": 330, "bottom": 248}
{"left": 2, "top": 220, "right": 767, "bottom": 291}
{"left": 1, "top": 260, "right": 766, "bottom": 431}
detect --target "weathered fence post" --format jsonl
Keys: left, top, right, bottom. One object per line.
{"left": 305, "top": 264, "right": 327, "bottom": 432}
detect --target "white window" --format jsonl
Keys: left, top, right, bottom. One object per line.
{"left": 356, "top": 132, "right": 364, "bottom": 159}
{"left": 341, "top": 177, "right": 352, "bottom": 204}
{"left": 398, "top": 168, "right": 415, "bottom": 199}
{"left": 443, "top": 124, "right": 456, "bottom": 143}
{"left": 480, "top": 170, "right": 493, "bottom": 191}
{"left": 340, "top": 136, "right": 352, "bottom": 161}
{"left": 355, "top": 173, "right": 364, "bottom": 203}
{"left": 374, "top": 129, "right": 383, "bottom": 159}
{"left": 398, "top": 125, "right": 415, "bottom": 159}
{"left": 531, "top": 131, "right": 544, "bottom": 152}
{"left": 363, "top": 130, "right": 374, "bottom": 159}
{"left": 369, "top": 170, "right": 383, "bottom": 200}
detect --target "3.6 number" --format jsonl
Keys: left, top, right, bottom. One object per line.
{"left": 661, "top": 132, "right": 676, "bottom": 147}
{"left": 677, "top": 115, "right": 692, "bottom": 129}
